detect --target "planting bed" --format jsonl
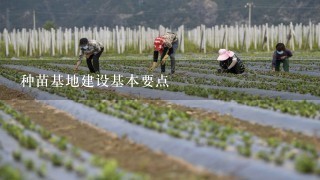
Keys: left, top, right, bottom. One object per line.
{"left": 0, "top": 102, "right": 133, "bottom": 180}
{"left": 0, "top": 53, "right": 320, "bottom": 179}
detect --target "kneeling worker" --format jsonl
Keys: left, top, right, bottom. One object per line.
{"left": 216, "top": 49, "right": 245, "bottom": 74}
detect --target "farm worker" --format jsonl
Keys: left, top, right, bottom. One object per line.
{"left": 272, "top": 43, "right": 293, "bottom": 72}
{"left": 216, "top": 49, "right": 245, "bottom": 74}
{"left": 74, "top": 38, "right": 104, "bottom": 74}
{"left": 149, "top": 32, "right": 179, "bottom": 75}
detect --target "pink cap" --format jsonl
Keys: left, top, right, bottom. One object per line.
{"left": 217, "top": 49, "right": 235, "bottom": 61}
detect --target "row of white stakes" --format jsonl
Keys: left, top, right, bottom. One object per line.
{"left": 1, "top": 23, "right": 320, "bottom": 56}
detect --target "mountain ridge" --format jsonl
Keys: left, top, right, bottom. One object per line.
{"left": 1, "top": 0, "right": 319, "bottom": 30}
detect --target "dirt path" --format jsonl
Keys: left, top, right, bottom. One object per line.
{"left": 0, "top": 85, "right": 227, "bottom": 180}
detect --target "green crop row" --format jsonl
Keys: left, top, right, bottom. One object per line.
{"left": 0, "top": 164, "right": 22, "bottom": 180}
{"left": 43, "top": 59, "right": 317, "bottom": 97}
{"left": 120, "top": 60, "right": 320, "bottom": 85}
{"left": 67, "top": 60, "right": 320, "bottom": 97}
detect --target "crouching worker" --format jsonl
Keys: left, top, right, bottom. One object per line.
{"left": 74, "top": 38, "right": 104, "bottom": 74}
{"left": 149, "top": 32, "right": 179, "bottom": 75}
{"left": 272, "top": 43, "right": 292, "bottom": 72}
{"left": 217, "top": 49, "right": 245, "bottom": 74}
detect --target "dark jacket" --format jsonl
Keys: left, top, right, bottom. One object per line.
{"left": 272, "top": 49, "right": 292, "bottom": 68}
{"left": 219, "top": 55, "right": 245, "bottom": 74}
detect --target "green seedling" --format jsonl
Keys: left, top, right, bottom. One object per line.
{"left": 242, "top": 134, "right": 252, "bottom": 146}
{"left": 98, "top": 160, "right": 122, "bottom": 180}
{"left": 279, "top": 145, "right": 290, "bottom": 156}
{"left": 274, "top": 156, "right": 284, "bottom": 166}
{"left": 49, "top": 137, "right": 63, "bottom": 149}
{"left": 37, "top": 164, "right": 47, "bottom": 178}
{"left": 256, "top": 151, "right": 271, "bottom": 162}
{"left": 91, "top": 156, "right": 104, "bottom": 167}
{"left": 229, "top": 138, "right": 235, "bottom": 144}
{"left": 75, "top": 165, "right": 86, "bottom": 177}
{"left": 65, "top": 159, "right": 74, "bottom": 171}
{"left": 295, "top": 153, "right": 316, "bottom": 174}
{"left": 24, "top": 159, "right": 34, "bottom": 171}
{"left": 237, "top": 145, "right": 251, "bottom": 157}
{"left": 286, "top": 151, "right": 297, "bottom": 160}
{"left": 167, "top": 129, "right": 182, "bottom": 138}
{"left": 39, "top": 128, "right": 52, "bottom": 140}
{"left": 71, "top": 147, "right": 81, "bottom": 158}
{"left": 0, "top": 165, "right": 22, "bottom": 180}
{"left": 51, "top": 154, "right": 63, "bottom": 166}
{"left": 207, "top": 140, "right": 215, "bottom": 146}
{"left": 37, "top": 148, "right": 51, "bottom": 160}
{"left": 217, "top": 141, "right": 227, "bottom": 150}
{"left": 20, "top": 135, "right": 38, "bottom": 150}
{"left": 56, "top": 137, "right": 68, "bottom": 151}
{"left": 267, "top": 138, "right": 281, "bottom": 148}
{"left": 12, "top": 150, "right": 22, "bottom": 161}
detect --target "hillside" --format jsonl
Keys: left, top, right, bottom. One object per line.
{"left": 0, "top": 0, "right": 319, "bottom": 30}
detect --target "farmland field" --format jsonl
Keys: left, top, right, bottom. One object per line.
{"left": 0, "top": 51, "right": 320, "bottom": 180}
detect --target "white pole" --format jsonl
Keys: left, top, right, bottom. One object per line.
{"left": 254, "top": 25, "right": 257, "bottom": 49}
{"left": 51, "top": 28, "right": 55, "bottom": 56}
{"left": 181, "top": 25, "right": 184, "bottom": 53}
{"left": 4, "top": 29, "right": 9, "bottom": 57}
{"left": 139, "top": 26, "right": 142, "bottom": 54}
{"left": 74, "top": 27, "right": 79, "bottom": 56}
{"left": 17, "top": 29, "right": 20, "bottom": 57}
{"left": 28, "top": 30, "right": 32, "bottom": 56}
{"left": 121, "top": 26, "right": 125, "bottom": 53}
{"left": 266, "top": 23, "right": 270, "bottom": 51}
{"left": 309, "top": 21, "right": 313, "bottom": 50}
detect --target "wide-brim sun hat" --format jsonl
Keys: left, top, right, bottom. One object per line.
{"left": 217, "top": 49, "right": 235, "bottom": 61}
